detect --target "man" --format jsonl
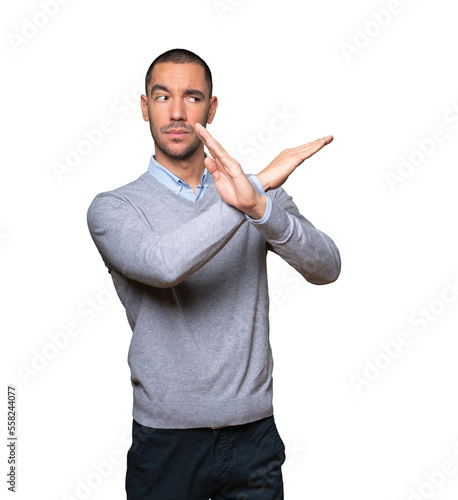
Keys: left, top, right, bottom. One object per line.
{"left": 87, "top": 48, "right": 340, "bottom": 499}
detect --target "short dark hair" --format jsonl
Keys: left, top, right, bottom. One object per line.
{"left": 145, "top": 48, "right": 213, "bottom": 98}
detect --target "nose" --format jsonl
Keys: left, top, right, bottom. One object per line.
{"left": 169, "top": 98, "right": 186, "bottom": 122}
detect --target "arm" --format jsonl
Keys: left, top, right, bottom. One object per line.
{"left": 87, "top": 192, "right": 247, "bottom": 288}
{"left": 255, "top": 186, "right": 341, "bottom": 284}
{"left": 195, "top": 124, "right": 340, "bottom": 285}
{"left": 256, "top": 135, "right": 334, "bottom": 192}
{"left": 87, "top": 125, "right": 269, "bottom": 289}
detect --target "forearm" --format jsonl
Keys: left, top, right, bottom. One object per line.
{"left": 251, "top": 189, "right": 341, "bottom": 284}
{"left": 87, "top": 193, "right": 247, "bottom": 288}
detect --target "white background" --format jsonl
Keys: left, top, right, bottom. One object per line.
{"left": 2, "top": 0, "right": 458, "bottom": 499}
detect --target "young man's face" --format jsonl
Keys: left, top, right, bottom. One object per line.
{"left": 141, "top": 62, "right": 217, "bottom": 160}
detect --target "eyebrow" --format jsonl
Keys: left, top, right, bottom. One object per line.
{"left": 150, "top": 84, "right": 205, "bottom": 100}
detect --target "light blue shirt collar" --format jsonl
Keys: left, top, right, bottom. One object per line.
{"left": 147, "top": 153, "right": 210, "bottom": 202}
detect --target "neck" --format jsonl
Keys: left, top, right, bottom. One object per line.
{"left": 155, "top": 146, "right": 206, "bottom": 191}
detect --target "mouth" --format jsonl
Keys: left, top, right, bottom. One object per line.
{"left": 166, "top": 130, "right": 190, "bottom": 138}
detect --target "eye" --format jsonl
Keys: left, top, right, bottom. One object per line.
{"left": 188, "top": 96, "right": 200, "bottom": 103}
{"left": 156, "top": 95, "right": 168, "bottom": 102}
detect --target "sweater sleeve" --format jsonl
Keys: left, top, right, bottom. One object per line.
{"left": 251, "top": 187, "right": 341, "bottom": 285}
{"left": 87, "top": 192, "right": 247, "bottom": 288}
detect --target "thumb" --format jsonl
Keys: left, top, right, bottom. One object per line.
{"left": 204, "top": 156, "right": 218, "bottom": 175}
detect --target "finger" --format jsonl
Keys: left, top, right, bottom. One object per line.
{"left": 295, "top": 135, "right": 334, "bottom": 158}
{"left": 302, "top": 135, "right": 333, "bottom": 149}
{"left": 195, "top": 123, "right": 233, "bottom": 165}
{"left": 195, "top": 122, "right": 220, "bottom": 151}
{"left": 305, "top": 136, "right": 333, "bottom": 150}
{"left": 203, "top": 144, "right": 231, "bottom": 179}
{"left": 195, "top": 127, "right": 242, "bottom": 178}
{"left": 197, "top": 125, "right": 227, "bottom": 152}
{"left": 204, "top": 156, "right": 218, "bottom": 175}
{"left": 205, "top": 157, "right": 231, "bottom": 187}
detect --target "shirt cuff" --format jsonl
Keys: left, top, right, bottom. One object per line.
{"left": 247, "top": 174, "right": 266, "bottom": 195}
{"left": 245, "top": 174, "right": 271, "bottom": 224}
{"left": 245, "top": 196, "right": 271, "bottom": 224}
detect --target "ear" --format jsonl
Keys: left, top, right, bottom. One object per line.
{"left": 206, "top": 96, "right": 218, "bottom": 124}
{"left": 140, "top": 94, "right": 149, "bottom": 122}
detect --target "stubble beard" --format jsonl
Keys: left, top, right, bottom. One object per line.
{"left": 150, "top": 122, "right": 204, "bottom": 161}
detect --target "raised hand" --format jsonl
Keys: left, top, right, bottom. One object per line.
{"left": 195, "top": 123, "right": 267, "bottom": 219}
{"left": 256, "top": 135, "right": 334, "bottom": 192}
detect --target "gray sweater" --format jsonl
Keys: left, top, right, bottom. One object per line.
{"left": 86, "top": 171, "right": 340, "bottom": 428}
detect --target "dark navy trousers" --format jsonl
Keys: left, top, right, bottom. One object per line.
{"left": 126, "top": 415, "right": 286, "bottom": 499}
